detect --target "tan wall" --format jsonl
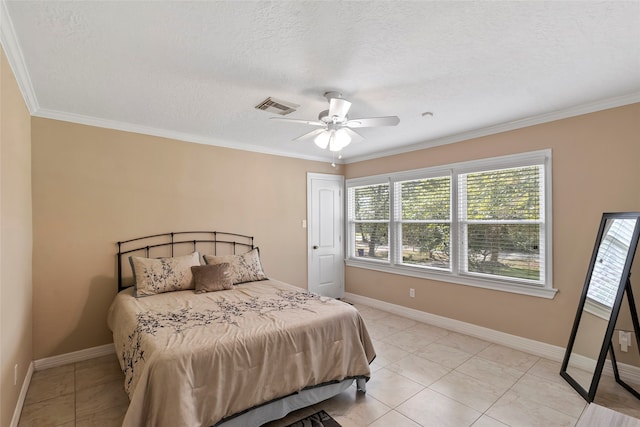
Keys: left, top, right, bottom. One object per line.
{"left": 26, "top": 96, "right": 640, "bottom": 369}
{"left": 344, "top": 104, "right": 640, "bottom": 359}
{"left": 31, "top": 118, "right": 340, "bottom": 359}
{"left": 0, "top": 47, "right": 33, "bottom": 426}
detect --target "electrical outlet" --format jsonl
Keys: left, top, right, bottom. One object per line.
{"left": 619, "top": 331, "right": 631, "bottom": 352}
{"left": 14, "top": 364, "right": 18, "bottom": 386}
{"left": 409, "top": 288, "right": 415, "bottom": 298}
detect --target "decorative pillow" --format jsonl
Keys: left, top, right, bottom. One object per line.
{"left": 203, "top": 247, "right": 267, "bottom": 285}
{"left": 191, "top": 263, "right": 234, "bottom": 293}
{"left": 129, "top": 252, "right": 200, "bottom": 297}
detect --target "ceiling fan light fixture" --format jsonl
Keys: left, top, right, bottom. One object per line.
{"left": 314, "top": 131, "right": 331, "bottom": 149}
{"left": 271, "top": 91, "right": 399, "bottom": 153}
{"left": 329, "top": 128, "right": 351, "bottom": 152}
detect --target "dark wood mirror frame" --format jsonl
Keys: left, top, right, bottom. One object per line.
{"left": 560, "top": 212, "right": 640, "bottom": 402}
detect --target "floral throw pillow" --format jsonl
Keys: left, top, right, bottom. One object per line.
{"left": 203, "top": 248, "right": 267, "bottom": 285}
{"left": 129, "top": 252, "right": 200, "bottom": 297}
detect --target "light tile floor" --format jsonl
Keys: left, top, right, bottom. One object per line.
{"left": 18, "top": 302, "right": 640, "bottom": 427}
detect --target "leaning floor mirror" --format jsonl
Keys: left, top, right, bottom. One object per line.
{"left": 561, "top": 212, "right": 640, "bottom": 402}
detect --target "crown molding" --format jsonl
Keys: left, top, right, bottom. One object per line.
{"left": 344, "top": 92, "right": 640, "bottom": 164}
{"left": 2, "top": 0, "right": 636, "bottom": 165}
{"left": 0, "top": 0, "right": 38, "bottom": 113}
{"left": 34, "top": 108, "right": 338, "bottom": 164}
{"left": 32, "top": 90, "right": 639, "bottom": 166}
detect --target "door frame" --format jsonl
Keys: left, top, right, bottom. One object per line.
{"left": 307, "top": 172, "right": 345, "bottom": 295}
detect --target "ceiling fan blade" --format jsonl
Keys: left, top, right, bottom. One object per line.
{"left": 328, "top": 98, "right": 352, "bottom": 121}
{"left": 343, "top": 127, "right": 364, "bottom": 143}
{"left": 270, "top": 117, "right": 325, "bottom": 126}
{"left": 292, "top": 128, "right": 326, "bottom": 142}
{"left": 345, "top": 116, "right": 400, "bottom": 128}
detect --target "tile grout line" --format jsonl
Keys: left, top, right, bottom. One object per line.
{"left": 370, "top": 322, "right": 469, "bottom": 427}
{"left": 520, "top": 361, "right": 589, "bottom": 422}
{"left": 376, "top": 321, "right": 525, "bottom": 426}
{"left": 359, "top": 304, "right": 635, "bottom": 425}
{"left": 480, "top": 368, "right": 523, "bottom": 426}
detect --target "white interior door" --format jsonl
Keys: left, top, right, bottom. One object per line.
{"left": 308, "top": 173, "right": 344, "bottom": 298}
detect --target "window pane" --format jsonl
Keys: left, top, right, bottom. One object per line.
{"left": 354, "top": 223, "right": 389, "bottom": 260}
{"left": 401, "top": 223, "right": 450, "bottom": 269}
{"left": 465, "top": 166, "right": 541, "bottom": 220}
{"left": 466, "top": 223, "right": 540, "bottom": 281}
{"left": 353, "top": 184, "right": 389, "bottom": 220}
{"left": 347, "top": 151, "right": 551, "bottom": 293}
{"left": 400, "top": 177, "right": 450, "bottom": 220}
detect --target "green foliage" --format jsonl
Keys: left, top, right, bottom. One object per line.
{"left": 465, "top": 166, "right": 540, "bottom": 220}
{"left": 351, "top": 165, "right": 543, "bottom": 280}
{"left": 463, "top": 166, "right": 542, "bottom": 280}
{"left": 355, "top": 223, "right": 389, "bottom": 258}
{"left": 353, "top": 184, "right": 389, "bottom": 258}
{"left": 401, "top": 177, "right": 450, "bottom": 220}
{"left": 354, "top": 184, "right": 389, "bottom": 220}
{"left": 401, "top": 224, "right": 450, "bottom": 267}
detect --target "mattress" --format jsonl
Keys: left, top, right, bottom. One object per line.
{"left": 107, "top": 278, "right": 375, "bottom": 427}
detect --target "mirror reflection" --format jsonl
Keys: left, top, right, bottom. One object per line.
{"left": 566, "top": 310, "right": 609, "bottom": 391}
{"left": 562, "top": 215, "right": 639, "bottom": 401}
{"left": 586, "top": 219, "right": 636, "bottom": 313}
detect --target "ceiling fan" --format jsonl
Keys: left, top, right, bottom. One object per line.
{"left": 270, "top": 91, "right": 400, "bottom": 152}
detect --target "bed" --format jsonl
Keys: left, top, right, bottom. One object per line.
{"left": 108, "top": 231, "right": 375, "bottom": 427}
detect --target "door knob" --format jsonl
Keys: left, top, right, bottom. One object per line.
{"left": 313, "top": 245, "right": 319, "bottom": 249}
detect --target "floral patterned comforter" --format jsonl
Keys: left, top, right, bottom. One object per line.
{"left": 107, "top": 279, "right": 375, "bottom": 427}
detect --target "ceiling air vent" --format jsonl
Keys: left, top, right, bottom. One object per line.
{"left": 255, "top": 97, "right": 299, "bottom": 116}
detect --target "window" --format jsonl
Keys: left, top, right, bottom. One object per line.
{"left": 459, "top": 165, "right": 544, "bottom": 283}
{"left": 346, "top": 150, "right": 554, "bottom": 298}
{"left": 395, "top": 176, "right": 451, "bottom": 270}
{"left": 349, "top": 183, "right": 389, "bottom": 261}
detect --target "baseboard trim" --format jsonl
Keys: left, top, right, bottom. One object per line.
{"left": 344, "top": 292, "right": 640, "bottom": 385}
{"left": 344, "top": 292, "right": 565, "bottom": 360}
{"left": 33, "top": 343, "right": 115, "bottom": 371}
{"left": 10, "top": 361, "right": 34, "bottom": 427}
{"left": 20, "top": 296, "right": 640, "bottom": 404}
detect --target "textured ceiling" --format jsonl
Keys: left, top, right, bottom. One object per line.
{"left": 2, "top": 1, "right": 640, "bottom": 163}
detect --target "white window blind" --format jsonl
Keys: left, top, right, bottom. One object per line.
{"left": 458, "top": 165, "right": 545, "bottom": 284}
{"left": 348, "top": 182, "right": 390, "bottom": 260}
{"left": 394, "top": 176, "right": 451, "bottom": 270}
{"left": 346, "top": 150, "right": 553, "bottom": 298}
{"left": 587, "top": 218, "right": 636, "bottom": 308}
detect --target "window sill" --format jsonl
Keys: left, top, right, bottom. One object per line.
{"left": 584, "top": 299, "right": 612, "bottom": 320}
{"left": 345, "top": 258, "right": 558, "bottom": 299}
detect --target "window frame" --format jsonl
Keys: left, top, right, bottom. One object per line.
{"left": 345, "top": 149, "right": 555, "bottom": 299}
{"left": 393, "top": 171, "right": 452, "bottom": 272}
{"left": 347, "top": 179, "right": 391, "bottom": 264}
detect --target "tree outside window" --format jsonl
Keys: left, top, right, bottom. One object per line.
{"left": 351, "top": 184, "right": 389, "bottom": 260}
{"left": 461, "top": 166, "right": 542, "bottom": 281}
{"left": 346, "top": 150, "right": 551, "bottom": 295}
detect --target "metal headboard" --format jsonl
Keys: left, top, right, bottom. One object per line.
{"left": 116, "top": 231, "right": 254, "bottom": 292}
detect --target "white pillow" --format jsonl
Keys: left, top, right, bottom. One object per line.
{"left": 129, "top": 252, "right": 200, "bottom": 297}
{"left": 203, "top": 248, "right": 267, "bottom": 285}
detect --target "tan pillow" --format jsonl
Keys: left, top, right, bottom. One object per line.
{"left": 191, "top": 263, "right": 233, "bottom": 293}
{"left": 203, "top": 247, "right": 267, "bottom": 285}
{"left": 129, "top": 252, "right": 200, "bottom": 297}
